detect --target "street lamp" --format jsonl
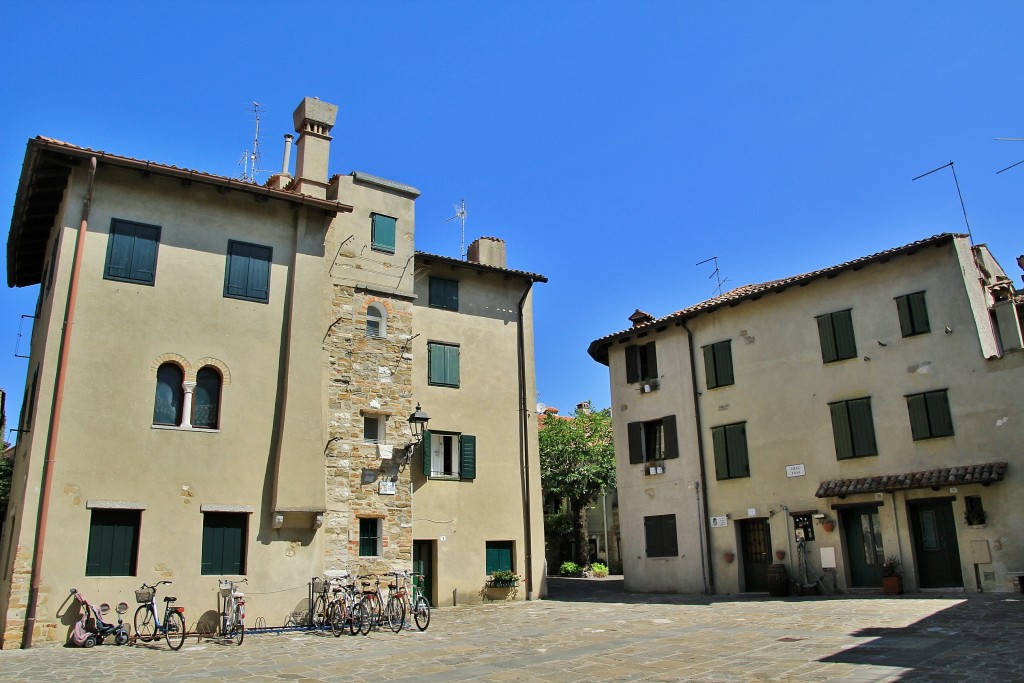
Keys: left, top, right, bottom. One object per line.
{"left": 408, "top": 403, "right": 430, "bottom": 443}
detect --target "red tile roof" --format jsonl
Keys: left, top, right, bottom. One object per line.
{"left": 815, "top": 462, "right": 1007, "bottom": 498}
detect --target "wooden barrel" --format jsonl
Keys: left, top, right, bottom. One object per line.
{"left": 767, "top": 563, "right": 789, "bottom": 597}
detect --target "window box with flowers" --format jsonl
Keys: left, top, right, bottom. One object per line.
{"left": 882, "top": 555, "right": 903, "bottom": 595}
{"left": 488, "top": 570, "right": 521, "bottom": 588}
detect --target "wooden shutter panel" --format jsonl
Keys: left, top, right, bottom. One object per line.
{"left": 907, "top": 394, "right": 930, "bottom": 440}
{"left": 703, "top": 344, "right": 717, "bottom": 388}
{"left": 816, "top": 314, "right": 837, "bottom": 363}
{"left": 225, "top": 243, "right": 251, "bottom": 298}
{"left": 247, "top": 245, "right": 271, "bottom": 302}
{"left": 909, "top": 292, "right": 930, "bottom": 334}
{"left": 712, "top": 426, "right": 729, "bottom": 479}
{"left": 834, "top": 310, "right": 856, "bottom": 359}
{"left": 645, "top": 342, "right": 658, "bottom": 381}
{"left": 130, "top": 224, "right": 160, "bottom": 283}
{"left": 849, "top": 398, "right": 877, "bottom": 456}
{"left": 625, "top": 345, "right": 639, "bottom": 384}
{"left": 727, "top": 424, "right": 749, "bottom": 478}
{"left": 422, "top": 431, "right": 432, "bottom": 476}
{"left": 447, "top": 345, "right": 460, "bottom": 387}
{"left": 627, "top": 421, "right": 644, "bottom": 464}
{"left": 372, "top": 214, "right": 397, "bottom": 252}
{"left": 662, "top": 415, "right": 679, "bottom": 460}
{"left": 926, "top": 391, "right": 953, "bottom": 436}
{"left": 718, "top": 341, "right": 734, "bottom": 385}
{"left": 460, "top": 434, "right": 476, "bottom": 480}
{"left": 896, "top": 296, "right": 914, "bottom": 337}
{"left": 830, "top": 402, "right": 853, "bottom": 460}
{"left": 105, "top": 224, "right": 133, "bottom": 280}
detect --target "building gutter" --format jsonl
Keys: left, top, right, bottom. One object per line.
{"left": 516, "top": 282, "right": 536, "bottom": 599}
{"left": 681, "top": 318, "right": 713, "bottom": 594}
{"left": 22, "top": 157, "right": 96, "bottom": 648}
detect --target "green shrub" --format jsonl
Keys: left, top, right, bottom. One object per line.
{"left": 590, "top": 562, "right": 609, "bottom": 578}
{"left": 559, "top": 561, "right": 583, "bottom": 577}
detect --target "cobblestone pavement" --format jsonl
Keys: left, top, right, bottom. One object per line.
{"left": 2, "top": 579, "right": 1023, "bottom": 682}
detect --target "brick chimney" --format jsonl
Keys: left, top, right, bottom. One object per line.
{"left": 291, "top": 97, "right": 338, "bottom": 198}
{"left": 467, "top": 236, "right": 506, "bottom": 268}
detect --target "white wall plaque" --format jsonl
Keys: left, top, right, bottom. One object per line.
{"left": 378, "top": 480, "right": 396, "bottom": 495}
{"left": 747, "top": 508, "right": 757, "bottom": 517}
{"left": 786, "top": 464, "right": 806, "bottom": 478}
{"left": 711, "top": 516, "right": 728, "bottom": 527}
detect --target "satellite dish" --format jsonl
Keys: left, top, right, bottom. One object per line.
{"left": 536, "top": 402, "right": 547, "bottom": 414}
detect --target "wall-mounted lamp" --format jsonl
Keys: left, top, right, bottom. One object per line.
{"left": 408, "top": 403, "right": 430, "bottom": 442}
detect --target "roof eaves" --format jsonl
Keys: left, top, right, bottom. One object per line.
{"left": 414, "top": 251, "right": 548, "bottom": 283}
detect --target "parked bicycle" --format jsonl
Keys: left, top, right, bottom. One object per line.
{"left": 408, "top": 572, "right": 431, "bottom": 631}
{"left": 327, "top": 573, "right": 369, "bottom": 637}
{"left": 387, "top": 571, "right": 430, "bottom": 632}
{"left": 218, "top": 578, "right": 247, "bottom": 645}
{"left": 134, "top": 580, "right": 187, "bottom": 650}
{"left": 356, "top": 574, "right": 395, "bottom": 634}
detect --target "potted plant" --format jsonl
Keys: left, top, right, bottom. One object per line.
{"left": 820, "top": 519, "right": 835, "bottom": 532}
{"left": 881, "top": 555, "right": 903, "bottom": 595}
{"left": 489, "top": 569, "right": 520, "bottom": 588}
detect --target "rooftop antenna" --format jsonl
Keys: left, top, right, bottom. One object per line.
{"left": 995, "top": 138, "right": 1024, "bottom": 175}
{"left": 443, "top": 198, "right": 468, "bottom": 259}
{"left": 912, "top": 161, "right": 973, "bottom": 244}
{"left": 238, "top": 102, "right": 265, "bottom": 183}
{"left": 697, "top": 256, "right": 728, "bottom": 297}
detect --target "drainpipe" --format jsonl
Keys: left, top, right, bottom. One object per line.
{"left": 22, "top": 157, "right": 97, "bottom": 648}
{"left": 517, "top": 282, "right": 535, "bottom": 599}
{"left": 681, "top": 319, "right": 713, "bottom": 594}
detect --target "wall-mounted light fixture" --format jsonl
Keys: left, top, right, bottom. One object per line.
{"left": 394, "top": 403, "right": 430, "bottom": 470}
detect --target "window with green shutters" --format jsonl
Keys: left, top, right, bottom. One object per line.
{"left": 627, "top": 416, "right": 679, "bottom": 472}
{"left": 703, "top": 340, "right": 734, "bottom": 389}
{"left": 643, "top": 514, "right": 678, "bottom": 557}
{"left": 201, "top": 512, "right": 247, "bottom": 575}
{"left": 906, "top": 389, "right": 954, "bottom": 440}
{"left": 816, "top": 309, "right": 857, "bottom": 363}
{"left": 422, "top": 430, "right": 476, "bottom": 480}
{"left": 624, "top": 341, "right": 658, "bottom": 384}
{"left": 895, "top": 291, "right": 930, "bottom": 337}
{"left": 829, "top": 397, "right": 878, "bottom": 459}
{"left": 485, "top": 541, "right": 514, "bottom": 574}
{"left": 86, "top": 509, "right": 140, "bottom": 576}
{"left": 359, "top": 518, "right": 381, "bottom": 556}
{"left": 104, "top": 219, "right": 160, "bottom": 285}
{"left": 371, "top": 213, "right": 397, "bottom": 253}
{"left": 712, "top": 422, "right": 750, "bottom": 480}
{"left": 224, "top": 240, "right": 272, "bottom": 303}
{"left": 428, "top": 277, "right": 459, "bottom": 311}
{"left": 428, "top": 342, "right": 460, "bottom": 387}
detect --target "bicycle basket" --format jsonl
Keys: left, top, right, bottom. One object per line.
{"left": 312, "top": 578, "right": 325, "bottom": 594}
{"left": 219, "top": 581, "right": 233, "bottom": 597}
{"left": 135, "top": 588, "right": 154, "bottom": 604}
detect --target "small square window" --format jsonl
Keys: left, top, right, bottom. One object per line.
{"left": 624, "top": 342, "right": 658, "bottom": 384}
{"left": 422, "top": 430, "right": 476, "bottom": 480}
{"left": 363, "top": 415, "right": 381, "bottom": 443}
{"left": 485, "top": 541, "right": 514, "bottom": 574}
{"left": 104, "top": 219, "right": 160, "bottom": 286}
{"left": 429, "top": 277, "right": 459, "bottom": 311}
{"left": 359, "top": 518, "right": 381, "bottom": 557}
{"left": 703, "top": 340, "right": 734, "bottom": 389}
{"left": 371, "top": 214, "right": 397, "bottom": 254}
{"left": 816, "top": 309, "right": 857, "bottom": 363}
{"left": 712, "top": 422, "right": 750, "bottom": 480}
{"left": 906, "top": 389, "right": 954, "bottom": 440}
{"left": 201, "top": 512, "right": 247, "bottom": 575}
{"left": 428, "top": 342, "right": 460, "bottom": 387}
{"left": 895, "top": 291, "right": 930, "bottom": 337}
{"left": 224, "top": 240, "right": 272, "bottom": 304}
{"left": 86, "top": 509, "right": 140, "bottom": 576}
{"left": 644, "top": 514, "right": 677, "bottom": 557}
{"left": 829, "top": 397, "right": 878, "bottom": 460}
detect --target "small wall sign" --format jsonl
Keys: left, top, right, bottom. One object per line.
{"left": 786, "top": 464, "right": 806, "bottom": 478}
{"left": 711, "top": 516, "right": 728, "bottom": 527}
{"left": 378, "top": 480, "right": 396, "bottom": 495}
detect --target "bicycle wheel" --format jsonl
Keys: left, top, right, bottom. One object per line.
{"left": 232, "top": 605, "right": 244, "bottom": 646}
{"left": 134, "top": 605, "right": 156, "bottom": 642}
{"left": 164, "top": 609, "right": 186, "bottom": 651}
{"left": 348, "top": 600, "right": 366, "bottom": 636}
{"left": 312, "top": 594, "right": 327, "bottom": 628}
{"left": 413, "top": 595, "right": 431, "bottom": 631}
{"left": 329, "top": 602, "right": 344, "bottom": 637}
{"left": 385, "top": 595, "right": 405, "bottom": 633}
{"left": 358, "top": 596, "right": 376, "bottom": 635}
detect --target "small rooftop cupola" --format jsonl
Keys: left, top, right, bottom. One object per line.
{"left": 629, "top": 309, "right": 655, "bottom": 327}
{"left": 291, "top": 97, "right": 338, "bottom": 198}
{"left": 467, "top": 236, "right": 506, "bottom": 268}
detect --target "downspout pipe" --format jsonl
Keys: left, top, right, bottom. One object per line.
{"left": 23, "top": 157, "right": 97, "bottom": 648}
{"left": 681, "top": 318, "right": 714, "bottom": 594}
{"left": 517, "top": 282, "right": 535, "bottom": 599}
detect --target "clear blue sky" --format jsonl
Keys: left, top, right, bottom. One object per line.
{"left": 2, "top": 2, "right": 1022, "bottom": 437}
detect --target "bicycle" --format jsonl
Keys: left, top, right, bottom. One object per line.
{"left": 382, "top": 572, "right": 407, "bottom": 634}
{"left": 134, "top": 580, "right": 187, "bottom": 650}
{"left": 327, "top": 573, "right": 369, "bottom": 637}
{"left": 356, "top": 574, "right": 389, "bottom": 634}
{"left": 218, "top": 578, "right": 247, "bottom": 645}
{"left": 390, "top": 571, "right": 430, "bottom": 632}
{"left": 309, "top": 576, "right": 333, "bottom": 630}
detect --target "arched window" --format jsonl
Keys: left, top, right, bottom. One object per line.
{"left": 366, "top": 304, "right": 387, "bottom": 339}
{"left": 193, "top": 367, "right": 222, "bottom": 429}
{"left": 153, "top": 363, "right": 183, "bottom": 425}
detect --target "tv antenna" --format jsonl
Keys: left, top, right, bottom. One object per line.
{"left": 912, "top": 161, "right": 972, "bottom": 243}
{"left": 238, "top": 102, "right": 265, "bottom": 183}
{"left": 697, "top": 256, "right": 728, "bottom": 297}
{"left": 443, "top": 198, "right": 468, "bottom": 259}
{"left": 995, "top": 137, "right": 1024, "bottom": 175}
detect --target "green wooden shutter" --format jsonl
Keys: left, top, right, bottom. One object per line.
{"left": 717, "top": 341, "right": 734, "bottom": 386}
{"left": 645, "top": 342, "right": 658, "bottom": 381}
{"left": 702, "top": 344, "right": 717, "bottom": 388}
{"left": 246, "top": 244, "right": 271, "bottom": 303}
{"left": 130, "top": 224, "right": 160, "bottom": 283}
{"left": 627, "top": 422, "right": 644, "bottom": 464}
{"left": 625, "top": 345, "right": 639, "bottom": 384}
{"left": 830, "top": 402, "right": 854, "bottom": 460}
{"left": 460, "top": 434, "right": 476, "bottom": 480}
{"left": 849, "top": 398, "right": 877, "bottom": 456}
{"left": 926, "top": 390, "right": 953, "bottom": 437}
{"left": 896, "top": 296, "right": 914, "bottom": 337}
{"left": 486, "top": 542, "right": 513, "bottom": 573}
{"left": 104, "top": 225, "right": 133, "bottom": 280}
{"left": 371, "top": 214, "right": 397, "bottom": 253}
{"left": 909, "top": 292, "right": 930, "bottom": 334}
{"left": 422, "top": 430, "right": 433, "bottom": 476}
{"left": 727, "top": 423, "right": 749, "bottom": 478}
{"left": 225, "top": 243, "right": 252, "bottom": 298}
{"left": 662, "top": 415, "right": 679, "bottom": 460}
{"left": 87, "top": 510, "right": 138, "bottom": 576}
{"left": 816, "top": 314, "right": 837, "bottom": 363}
{"left": 834, "top": 310, "right": 856, "bottom": 359}
{"left": 907, "top": 394, "right": 930, "bottom": 440}
{"left": 447, "top": 345, "right": 460, "bottom": 387}
{"left": 712, "top": 426, "right": 729, "bottom": 479}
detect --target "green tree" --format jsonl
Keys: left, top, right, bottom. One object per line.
{"left": 539, "top": 404, "right": 615, "bottom": 567}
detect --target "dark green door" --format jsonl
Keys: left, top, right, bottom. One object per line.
{"left": 841, "top": 506, "right": 883, "bottom": 587}
{"left": 910, "top": 500, "right": 963, "bottom": 588}
{"left": 740, "top": 519, "right": 771, "bottom": 592}
{"left": 413, "top": 540, "right": 434, "bottom": 605}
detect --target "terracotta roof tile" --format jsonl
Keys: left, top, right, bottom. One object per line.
{"left": 815, "top": 462, "right": 1008, "bottom": 498}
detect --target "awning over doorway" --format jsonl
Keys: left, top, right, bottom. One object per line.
{"left": 815, "top": 462, "right": 1007, "bottom": 498}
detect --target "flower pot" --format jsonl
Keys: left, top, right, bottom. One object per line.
{"left": 723, "top": 552, "right": 735, "bottom": 564}
{"left": 882, "top": 575, "right": 903, "bottom": 595}
{"left": 775, "top": 550, "right": 786, "bottom": 561}
{"left": 821, "top": 521, "right": 835, "bottom": 532}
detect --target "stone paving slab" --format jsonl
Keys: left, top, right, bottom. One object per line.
{"left": 1, "top": 581, "right": 1022, "bottom": 682}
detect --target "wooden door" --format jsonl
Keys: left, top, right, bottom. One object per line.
{"left": 740, "top": 519, "right": 771, "bottom": 592}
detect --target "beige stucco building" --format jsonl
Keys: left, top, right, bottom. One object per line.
{"left": 589, "top": 235, "right": 1023, "bottom": 596}
{"left": 0, "top": 97, "right": 546, "bottom": 648}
